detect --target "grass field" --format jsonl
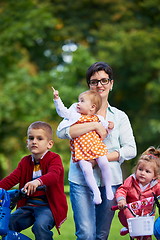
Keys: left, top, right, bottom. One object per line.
{"left": 22, "top": 193, "right": 157, "bottom": 240}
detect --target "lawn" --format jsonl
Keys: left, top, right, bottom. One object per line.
{"left": 22, "top": 193, "right": 157, "bottom": 240}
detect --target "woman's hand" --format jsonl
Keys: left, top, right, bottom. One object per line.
{"left": 90, "top": 159, "right": 97, "bottom": 168}
{"left": 107, "top": 151, "right": 120, "bottom": 162}
{"left": 95, "top": 122, "right": 108, "bottom": 140}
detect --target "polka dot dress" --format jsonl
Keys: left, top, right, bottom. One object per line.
{"left": 70, "top": 114, "right": 108, "bottom": 162}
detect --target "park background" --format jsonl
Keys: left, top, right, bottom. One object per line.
{"left": 0, "top": 0, "right": 160, "bottom": 239}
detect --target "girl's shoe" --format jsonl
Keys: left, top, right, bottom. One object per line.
{"left": 120, "top": 227, "right": 129, "bottom": 236}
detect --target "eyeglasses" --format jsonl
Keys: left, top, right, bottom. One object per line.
{"left": 89, "top": 78, "right": 111, "bottom": 86}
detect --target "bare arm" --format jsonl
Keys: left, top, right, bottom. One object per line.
{"left": 107, "top": 151, "right": 120, "bottom": 162}
{"left": 69, "top": 122, "right": 107, "bottom": 140}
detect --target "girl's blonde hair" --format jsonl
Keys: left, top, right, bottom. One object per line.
{"left": 135, "top": 146, "right": 160, "bottom": 178}
{"left": 79, "top": 90, "right": 102, "bottom": 112}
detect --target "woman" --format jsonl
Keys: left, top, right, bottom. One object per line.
{"left": 57, "top": 62, "right": 137, "bottom": 240}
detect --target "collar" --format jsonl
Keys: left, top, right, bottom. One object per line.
{"left": 107, "top": 103, "right": 114, "bottom": 114}
{"left": 32, "top": 150, "right": 48, "bottom": 162}
{"left": 132, "top": 173, "right": 158, "bottom": 188}
{"left": 139, "top": 182, "right": 150, "bottom": 191}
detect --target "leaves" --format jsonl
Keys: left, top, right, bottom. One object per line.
{"left": 0, "top": 0, "right": 160, "bottom": 179}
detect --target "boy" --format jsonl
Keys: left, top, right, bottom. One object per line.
{"left": 0, "top": 121, "right": 68, "bottom": 240}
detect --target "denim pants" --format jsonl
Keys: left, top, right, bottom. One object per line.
{"left": 9, "top": 205, "right": 55, "bottom": 240}
{"left": 70, "top": 181, "right": 120, "bottom": 240}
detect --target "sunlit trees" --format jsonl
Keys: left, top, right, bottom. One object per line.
{"left": 0, "top": 0, "right": 159, "bottom": 179}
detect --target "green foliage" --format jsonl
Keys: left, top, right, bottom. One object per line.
{"left": 0, "top": 0, "right": 160, "bottom": 180}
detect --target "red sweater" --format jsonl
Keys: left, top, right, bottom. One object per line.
{"left": 0, "top": 151, "right": 68, "bottom": 233}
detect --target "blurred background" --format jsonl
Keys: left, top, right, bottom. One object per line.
{"left": 0, "top": 0, "right": 160, "bottom": 183}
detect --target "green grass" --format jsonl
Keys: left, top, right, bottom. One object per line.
{"left": 21, "top": 193, "right": 157, "bottom": 240}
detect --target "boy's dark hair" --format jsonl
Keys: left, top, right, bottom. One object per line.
{"left": 27, "top": 121, "right": 53, "bottom": 140}
{"left": 86, "top": 62, "right": 113, "bottom": 87}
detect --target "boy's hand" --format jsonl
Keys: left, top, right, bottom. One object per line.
{"left": 52, "top": 87, "right": 59, "bottom": 100}
{"left": 118, "top": 199, "right": 127, "bottom": 209}
{"left": 23, "top": 179, "right": 41, "bottom": 196}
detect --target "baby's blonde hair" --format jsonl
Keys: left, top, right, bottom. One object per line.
{"left": 79, "top": 90, "right": 102, "bottom": 113}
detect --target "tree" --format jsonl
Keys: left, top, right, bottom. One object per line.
{"left": 0, "top": 0, "right": 160, "bottom": 179}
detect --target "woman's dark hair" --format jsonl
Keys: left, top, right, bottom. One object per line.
{"left": 86, "top": 62, "right": 113, "bottom": 86}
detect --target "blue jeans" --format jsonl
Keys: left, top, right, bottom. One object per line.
{"left": 70, "top": 181, "right": 120, "bottom": 240}
{"left": 9, "top": 205, "right": 55, "bottom": 240}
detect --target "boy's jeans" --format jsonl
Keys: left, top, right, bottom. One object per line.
{"left": 70, "top": 181, "right": 119, "bottom": 240}
{"left": 9, "top": 205, "right": 54, "bottom": 240}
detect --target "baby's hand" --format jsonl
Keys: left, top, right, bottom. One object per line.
{"left": 117, "top": 199, "right": 127, "bottom": 209}
{"left": 108, "top": 121, "right": 114, "bottom": 130}
{"left": 52, "top": 87, "right": 59, "bottom": 100}
{"left": 23, "top": 179, "right": 41, "bottom": 196}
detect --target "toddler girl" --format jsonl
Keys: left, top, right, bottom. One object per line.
{"left": 116, "top": 146, "right": 160, "bottom": 239}
{"left": 52, "top": 88, "right": 114, "bottom": 204}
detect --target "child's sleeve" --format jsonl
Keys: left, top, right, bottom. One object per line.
{"left": 115, "top": 176, "right": 131, "bottom": 202}
{"left": 54, "top": 98, "right": 70, "bottom": 119}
